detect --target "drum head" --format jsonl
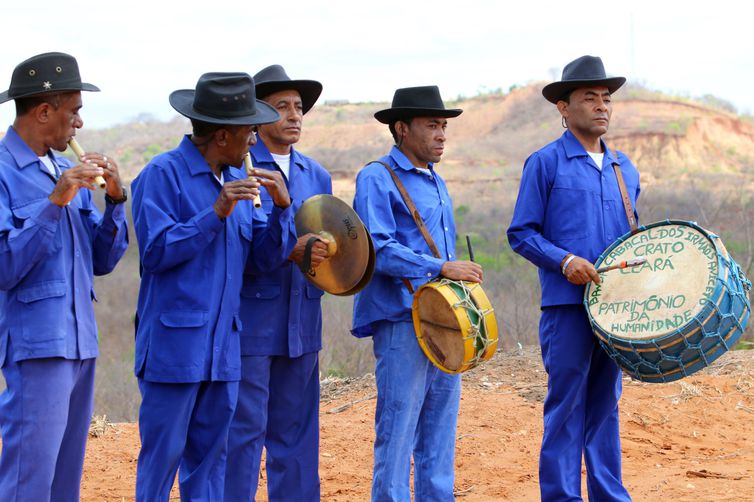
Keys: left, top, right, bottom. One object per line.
{"left": 414, "top": 286, "right": 466, "bottom": 371}
{"left": 586, "top": 222, "right": 721, "bottom": 341}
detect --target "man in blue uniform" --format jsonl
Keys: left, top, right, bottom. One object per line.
{"left": 352, "top": 86, "right": 483, "bottom": 501}
{"left": 131, "top": 72, "right": 297, "bottom": 501}
{"left": 507, "top": 55, "right": 638, "bottom": 501}
{"left": 225, "top": 64, "right": 331, "bottom": 502}
{"left": 0, "top": 52, "right": 129, "bottom": 501}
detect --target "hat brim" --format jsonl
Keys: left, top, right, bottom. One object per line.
{"left": 374, "top": 106, "right": 463, "bottom": 124}
{"left": 169, "top": 90, "right": 280, "bottom": 126}
{"left": 542, "top": 77, "right": 626, "bottom": 104}
{"left": 256, "top": 79, "right": 323, "bottom": 115}
{"left": 0, "top": 82, "right": 100, "bottom": 104}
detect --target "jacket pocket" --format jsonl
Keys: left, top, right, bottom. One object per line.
{"left": 152, "top": 310, "right": 210, "bottom": 370}
{"left": 548, "top": 188, "right": 592, "bottom": 240}
{"left": 10, "top": 198, "right": 46, "bottom": 227}
{"left": 17, "top": 280, "right": 67, "bottom": 303}
{"left": 159, "top": 310, "right": 209, "bottom": 328}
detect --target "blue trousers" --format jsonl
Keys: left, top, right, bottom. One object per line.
{"left": 135, "top": 379, "right": 238, "bottom": 502}
{"left": 0, "top": 356, "right": 96, "bottom": 502}
{"left": 224, "top": 352, "right": 320, "bottom": 501}
{"left": 538, "top": 306, "right": 631, "bottom": 502}
{"left": 372, "top": 321, "right": 461, "bottom": 502}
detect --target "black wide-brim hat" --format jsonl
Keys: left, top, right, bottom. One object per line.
{"left": 254, "top": 64, "right": 322, "bottom": 115}
{"left": 0, "top": 52, "right": 100, "bottom": 104}
{"left": 542, "top": 55, "right": 626, "bottom": 104}
{"left": 374, "top": 85, "right": 463, "bottom": 124}
{"left": 170, "top": 72, "right": 279, "bottom": 126}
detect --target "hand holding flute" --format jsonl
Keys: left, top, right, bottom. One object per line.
{"left": 48, "top": 138, "right": 124, "bottom": 208}
{"left": 242, "top": 152, "right": 292, "bottom": 210}
{"left": 243, "top": 152, "right": 262, "bottom": 208}
{"left": 68, "top": 138, "right": 106, "bottom": 189}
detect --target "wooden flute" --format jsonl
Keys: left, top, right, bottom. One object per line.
{"left": 68, "top": 138, "right": 107, "bottom": 189}
{"left": 243, "top": 152, "right": 262, "bottom": 208}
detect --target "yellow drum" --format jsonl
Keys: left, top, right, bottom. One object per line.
{"left": 412, "top": 278, "right": 499, "bottom": 374}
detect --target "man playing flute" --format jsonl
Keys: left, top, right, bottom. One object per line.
{"left": 131, "top": 72, "right": 296, "bottom": 501}
{"left": 0, "top": 52, "right": 129, "bottom": 500}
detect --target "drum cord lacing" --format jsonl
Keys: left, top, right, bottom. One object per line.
{"left": 601, "top": 256, "right": 751, "bottom": 383}
{"left": 438, "top": 278, "right": 496, "bottom": 364}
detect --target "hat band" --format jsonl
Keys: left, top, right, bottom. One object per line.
{"left": 193, "top": 102, "right": 257, "bottom": 119}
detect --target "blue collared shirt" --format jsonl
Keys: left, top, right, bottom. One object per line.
{"left": 351, "top": 146, "right": 455, "bottom": 336}
{"left": 0, "top": 126, "right": 128, "bottom": 365}
{"left": 131, "top": 135, "right": 296, "bottom": 383}
{"left": 240, "top": 139, "right": 332, "bottom": 357}
{"left": 507, "top": 130, "right": 641, "bottom": 307}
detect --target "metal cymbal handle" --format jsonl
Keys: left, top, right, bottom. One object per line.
{"left": 243, "top": 153, "right": 262, "bottom": 208}
{"left": 68, "top": 138, "right": 106, "bottom": 189}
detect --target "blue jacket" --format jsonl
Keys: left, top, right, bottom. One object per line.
{"left": 131, "top": 136, "right": 296, "bottom": 383}
{"left": 507, "top": 130, "right": 640, "bottom": 307}
{"left": 351, "top": 146, "right": 456, "bottom": 336}
{"left": 240, "top": 139, "right": 332, "bottom": 357}
{"left": 0, "top": 126, "right": 128, "bottom": 365}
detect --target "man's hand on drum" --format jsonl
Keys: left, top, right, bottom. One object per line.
{"left": 562, "top": 254, "right": 601, "bottom": 285}
{"left": 440, "top": 260, "right": 483, "bottom": 283}
{"left": 289, "top": 233, "right": 330, "bottom": 270}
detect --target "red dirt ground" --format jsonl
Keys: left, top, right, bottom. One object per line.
{"left": 73, "top": 348, "right": 754, "bottom": 501}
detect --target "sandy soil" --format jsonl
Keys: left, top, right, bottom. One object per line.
{"left": 75, "top": 347, "right": 754, "bottom": 501}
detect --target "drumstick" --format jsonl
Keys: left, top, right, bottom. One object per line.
{"left": 68, "top": 138, "right": 106, "bottom": 189}
{"left": 243, "top": 152, "right": 262, "bottom": 208}
{"left": 466, "top": 235, "right": 475, "bottom": 262}
{"left": 596, "top": 256, "right": 647, "bottom": 273}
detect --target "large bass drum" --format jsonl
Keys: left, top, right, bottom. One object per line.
{"left": 585, "top": 220, "right": 751, "bottom": 383}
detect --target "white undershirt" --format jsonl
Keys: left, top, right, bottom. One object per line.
{"left": 587, "top": 151, "right": 604, "bottom": 171}
{"left": 38, "top": 154, "right": 58, "bottom": 177}
{"left": 213, "top": 171, "right": 224, "bottom": 186}
{"left": 415, "top": 166, "right": 433, "bottom": 178}
{"left": 271, "top": 152, "right": 291, "bottom": 180}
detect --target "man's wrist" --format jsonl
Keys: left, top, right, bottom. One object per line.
{"left": 105, "top": 186, "right": 128, "bottom": 204}
{"left": 561, "top": 254, "right": 576, "bottom": 275}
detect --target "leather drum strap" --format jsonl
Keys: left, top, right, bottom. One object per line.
{"left": 373, "top": 160, "right": 443, "bottom": 293}
{"left": 611, "top": 157, "right": 638, "bottom": 235}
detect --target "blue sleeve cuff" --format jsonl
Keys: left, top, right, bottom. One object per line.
{"left": 195, "top": 206, "right": 224, "bottom": 240}
{"left": 37, "top": 199, "right": 63, "bottom": 232}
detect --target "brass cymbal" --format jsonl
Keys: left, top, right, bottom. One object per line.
{"left": 295, "top": 195, "right": 375, "bottom": 296}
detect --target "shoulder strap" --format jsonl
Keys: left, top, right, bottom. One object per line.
{"left": 611, "top": 150, "right": 638, "bottom": 235}
{"left": 372, "top": 160, "right": 442, "bottom": 259}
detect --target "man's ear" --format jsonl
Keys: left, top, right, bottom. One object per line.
{"left": 35, "top": 102, "right": 52, "bottom": 124}
{"left": 556, "top": 100, "right": 568, "bottom": 119}
{"left": 214, "top": 128, "right": 229, "bottom": 147}
{"left": 396, "top": 120, "right": 406, "bottom": 137}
